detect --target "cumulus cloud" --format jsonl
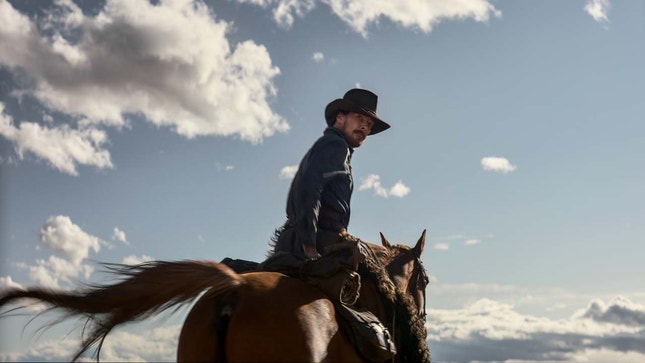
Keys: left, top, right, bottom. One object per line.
{"left": 11, "top": 215, "right": 101, "bottom": 289}
{"left": 428, "top": 296, "right": 645, "bottom": 361}
{"left": 112, "top": 227, "right": 129, "bottom": 245}
{"left": 325, "top": 0, "right": 501, "bottom": 37}
{"left": 237, "top": 0, "right": 316, "bottom": 29}
{"left": 481, "top": 156, "right": 516, "bottom": 173}
{"left": 236, "top": 0, "right": 500, "bottom": 37}
{"left": 0, "top": 276, "right": 24, "bottom": 291}
{"left": 0, "top": 103, "right": 113, "bottom": 176}
{"left": 584, "top": 0, "right": 611, "bottom": 23}
{"left": 359, "top": 174, "right": 410, "bottom": 198}
{"left": 40, "top": 215, "right": 101, "bottom": 265}
{"left": 0, "top": 0, "right": 287, "bottom": 174}
{"left": 279, "top": 164, "right": 298, "bottom": 179}
{"left": 578, "top": 296, "right": 645, "bottom": 326}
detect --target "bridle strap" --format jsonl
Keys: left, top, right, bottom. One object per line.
{"left": 415, "top": 256, "right": 428, "bottom": 321}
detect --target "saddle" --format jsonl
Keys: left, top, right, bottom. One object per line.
{"left": 221, "top": 243, "right": 396, "bottom": 362}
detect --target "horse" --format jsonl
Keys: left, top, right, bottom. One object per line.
{"left": 0, "top": 231, "right": 431, "bottom": 362}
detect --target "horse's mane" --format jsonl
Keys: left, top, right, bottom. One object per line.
{"left": 268, "top": 230, "right": 430, "bottom": 362}
{"left": 358, "top": 242, "right": 431, "bottom": 363}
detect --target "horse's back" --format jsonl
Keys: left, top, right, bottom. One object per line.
{"left": 178, "top": 271, "right": 362, "bottom": 362}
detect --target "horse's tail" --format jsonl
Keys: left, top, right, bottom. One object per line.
{"left": 0, "top": 260, "right": 242, "bottom": 362}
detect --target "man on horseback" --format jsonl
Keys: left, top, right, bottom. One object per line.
{"left": 273, "top": 88, "right": 391, "bottom": 260}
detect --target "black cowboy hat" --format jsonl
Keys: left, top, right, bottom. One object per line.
{"left": 324, "top": 88, "right": 391, "bottom": 135}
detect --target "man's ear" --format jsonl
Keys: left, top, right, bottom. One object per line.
{"left": 333, "top": 112, "right": 345, "bottom": 128}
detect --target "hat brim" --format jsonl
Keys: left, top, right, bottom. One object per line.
{"left": 325, "top": 99, "right": 390, "bottom": 135}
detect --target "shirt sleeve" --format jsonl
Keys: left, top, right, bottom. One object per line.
{"left": 295, "top": 137, "right": 350, "bottom": 247}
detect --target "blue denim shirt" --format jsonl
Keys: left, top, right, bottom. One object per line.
{"left": 286, "top": 127, "right": 354, "bottom": 248}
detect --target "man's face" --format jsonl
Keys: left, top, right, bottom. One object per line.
{"left": 334, "top": 112, "right": 374, "bottom": 148}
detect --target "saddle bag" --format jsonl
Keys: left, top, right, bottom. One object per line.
{"left": 335, "top": 303, "right": 397, "bottom": 362}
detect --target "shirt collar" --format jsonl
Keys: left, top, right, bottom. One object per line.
{"left": 324, "top": 127, "right": 354, "bottom": 153}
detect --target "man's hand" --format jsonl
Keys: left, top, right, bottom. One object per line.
{"left": 302, "top": 243, "right": 321, "bottom": 259}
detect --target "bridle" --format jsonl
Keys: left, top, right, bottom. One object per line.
{"left": 413, "top": 256, "right": 429, "bottom": 321}
{"left": 359, "top": 241, "right": 430, "bottom": 362}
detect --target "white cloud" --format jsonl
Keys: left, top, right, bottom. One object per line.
{"left": 434, "top": 243, "right": 449, "bottom": 250}
{"left": 0, "top": 0, "right": 288, "bottom": 174}
{"left": 312, "top": 51, "right": 324, "bottom": 62}
{"left": 19, "top": 255, "right": 94, "bottom": 289}
{"left": 40, "top": 215, "right": 101, "bottom": 265}
{"left": 122, "top": 254, "right": 154, "bottom": 265}
{"left": 279, "top": 164, "right": 298, "bottom": 179}
{"left": 481, "top": 156, "right": 516, "bottom": 173}
{"left": 389, "top": 181, "right": 411, "bottom": 197}
{"left": 464, "top": 239, "right": 480, "bottom": 246}
{"left": 359, "top": 174, "right": 410, "bottom": 198}
{"left": 0, "top": 276, "right": 24, "bottom": 291}
{"left": 236, "top": 0, "right": 501, "bottom": 38}
{"left": 236, "top": 0, "right": 316, "bottom": 28}
{"left": 584, "top": 0, "right": 610, "bottom": 23}
{"left": 273, "top": 0, "right": 316, "bottom": 28}
{"left": 324, "top": 0, "right": 501, "bottom": 38}
{"left": 428, "top": 296, "right": 645, "bottom": 361}
{"left": 216, "top": 163, "right": 235, "bottom": 172}
{"left": 112, "top": 227, "right": 129, "bottom": 245}
{"left": 10, "top": 215, "right": 102, "bottom": 289}
{"left": 6, "top": 324, "right": 179, "bottom": 362}
{"left": 0, "top": 103, "right": 113, "bottom": 176}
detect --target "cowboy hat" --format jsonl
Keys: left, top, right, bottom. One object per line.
{"left": 324, "top": 88, "right": 391, "bottom": 135}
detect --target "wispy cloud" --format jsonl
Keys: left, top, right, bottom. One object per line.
{"left": 433, "top": 243, "right": 450, "bottom": 250}
{"left": 216, "top": 163, "right": 235, "bottom": 172}
{"left": 464, "top": 239, "right": 480, "bottom": 246}
{"left": 279, "top": 164, "right": 298, "bottom": 180}
{"left": 112, "top": 227, "right": 129, "bottom": 245}
{"left": 0, "top": 0, "right": 287, "bottom": 175}
{"left": 481, "top": 156, "right": 516, "bottom": 173}
{"left": 584, "top": 0, "right": 611, "bottom": 23}
{"left": 359, "top": 174, "right": 410, "bottom": 198}
{"left": 122, "top": 254, "right": 154, "bottom": 266}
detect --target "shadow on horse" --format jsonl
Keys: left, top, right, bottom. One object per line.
{"left": 0, "top": 231, "right": 431, "bottom": 362}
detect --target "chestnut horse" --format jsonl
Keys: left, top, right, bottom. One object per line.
{"left": 0, "top": 231, "right": 430, "bottom": 362}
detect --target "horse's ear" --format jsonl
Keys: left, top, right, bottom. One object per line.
{"left": 380, "top": 232, "right": 391, "bottom": 248}
{"left": 413, "top": 229, "right": 426, "bottom": 257}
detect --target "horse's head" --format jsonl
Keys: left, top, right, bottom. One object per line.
{"left": 380, "top": 230, "right": 429, "bottom": 320}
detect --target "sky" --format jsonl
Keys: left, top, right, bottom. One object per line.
{"left": 1, "top": 0, "right": 644, "bottom": 361}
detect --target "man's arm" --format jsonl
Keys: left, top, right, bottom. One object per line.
{"left": 295, "top": 138, "right": 350, "bottom": 258}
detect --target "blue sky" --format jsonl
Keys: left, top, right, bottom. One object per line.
{"left": 1, "top": 0, "right": 644, "bottom": 361}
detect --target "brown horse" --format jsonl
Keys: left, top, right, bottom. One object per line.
{"left": 0, "top": 231, "right": 430, "bottom": 362}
